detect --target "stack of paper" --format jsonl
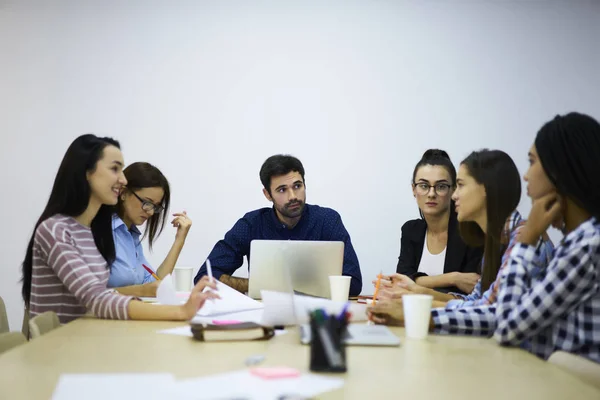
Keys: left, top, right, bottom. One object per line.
{"left": 151, "top": 277, "right": 263, "bottom": 318}
{"left": 189, "top": 308, "right": 266, "bottom": 326}
{"left": 197, "top": 281, "right": 264, "bottom": 317}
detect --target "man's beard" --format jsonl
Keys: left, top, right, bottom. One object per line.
{"left": 277, "top": 199, "right": 305, "bottom": 219}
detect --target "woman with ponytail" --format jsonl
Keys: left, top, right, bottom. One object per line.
{"left": 495, "top": 112, "right": 600, "bottom": 363}
{"left": 395, "top": 149, "right": 483, "bottom": 294}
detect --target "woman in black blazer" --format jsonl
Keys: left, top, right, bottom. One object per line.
{"left": 396, "top": 150, "right": 483, "bottom": 294}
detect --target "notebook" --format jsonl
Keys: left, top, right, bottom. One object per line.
{"left": 357, "top": 295, "right": 374, "bottom": 304}
{"left": 190, "top": 322, "right": 275, "bottom": 342}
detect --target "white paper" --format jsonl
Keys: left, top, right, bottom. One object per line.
{"left": 260, "top": 290, "right": 368, "bottom": 326}
{"left": 191, "top": 308, "right": 265, "bottom": 325}
{"left": 175, "top": 371, "right": 252, "bottom": 399}
{"left": 52, "top": 374, "right": 175, "bottom": 400}
{"left": 157, "top": 325, "right": 193, "bottom": 337}
{"left": 53, "top": 370, "right": 339, "bottom": 400}
{"left": 197, "top": 281, "right": 263, "bottom": 317}
{"left": 156, "top": 274, "right": 179, "bottom": 305}
{"left": 173, "top": 370, "right": 344, "bottom": 400}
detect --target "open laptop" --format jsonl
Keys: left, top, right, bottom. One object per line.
{"left": 248, "top": 240, "right": 344, "bottom": 299}
{"left": 299, "top": 323, "right": 401, "bottom": 347}
{"left": 256, "top": 255, "right": 401, "bottom": 347}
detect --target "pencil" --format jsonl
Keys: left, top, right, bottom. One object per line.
{"left": 371, "top": 272, "right": 382, "bottom": 306}
{"left": 142, "top": 264, "right": 160, "bottom": 281}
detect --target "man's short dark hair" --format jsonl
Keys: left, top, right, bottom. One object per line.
{"left": 259, "top": 154, "right": 305, "bottom": 194}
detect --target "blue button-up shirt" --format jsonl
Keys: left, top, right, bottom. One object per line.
{"left": 194, "top": 204, "right": 363, "bottom": 296}
{"left": 107, "top": 215, "right": 156, "bottom": 288}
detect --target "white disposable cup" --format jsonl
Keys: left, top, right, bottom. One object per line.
{"left": 329, "top": 276, "right": 352, "bottom": 302}
{"left": 402, "top": 294, "right": 433, "bottom": 339}
{"left": 173, "top": 267, "right": 194, "bottom": 292}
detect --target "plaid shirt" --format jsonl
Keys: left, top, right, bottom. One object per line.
{"left": 494, "top": 217, "right": 600, "bottom": 363}
{"left": 447, "top": 211, "right": 523, "bottom": 308}
{"left": 432, "top": 211, "right": 553, "bottom": 335}
{"left": 447, "top": 213, "right": 554, "bottom": 309}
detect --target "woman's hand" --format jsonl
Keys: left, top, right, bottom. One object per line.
{"left": 452, "top": 272, "right": 480, "bottom": 294}
{"left": 180, "top": 276, "right": 219, "bottom": 320}
{"left": 194, "top": 275, "right": 218, "bottom": 292}
{"left": 372, "top": 273, "right": 413, "bottom": 288}
{"left": 367, "top": 298, "right": 405, "bottom": 326}
{"left": 387, "top": 273, "right": 416, "bottom": 287}
{"left": 520, "top": 192, "right": 563, "bottom": 245}
{"left": 142, "top": 280, "right": 160, "bottom": 297}
{"left": 172, "top": 211, "right": 192, "bottom": 241}
{"left": 377, "top": 285, "right": 414, "bottom": 301}
{"left": 373, "top": 273, "right": 424, "bottom": 296}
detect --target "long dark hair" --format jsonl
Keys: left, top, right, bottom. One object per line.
{"left": 535, "top": 112, "right": 600, "bottom": 219}
{"left": 458, "top": 150, "right": 521, "bottom": 292}
{"left": 412, "top": 149, "right": 457, "bottom": 220}
{"left": 117, "top": 162, "right": 170, "bottom": 249}
{"left": 22, "top": 134, "right": 121, "bottom": 305}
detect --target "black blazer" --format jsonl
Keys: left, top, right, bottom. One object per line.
{"left": 396, "top": 213, "right": 483, "bottom": 294}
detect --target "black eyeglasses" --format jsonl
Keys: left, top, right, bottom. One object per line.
{"left": 413, "top": 182, "right": 452, "bottom": 196}
{"left": 130, "top": 191, "right": 164, "bottom": 213}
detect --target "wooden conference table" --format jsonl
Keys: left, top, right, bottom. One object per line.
{"left": 1, "top": 318, "right": 599, "bottom": 399}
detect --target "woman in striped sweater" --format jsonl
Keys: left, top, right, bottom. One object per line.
{"left": 21, "top": 134, "right": 218, "bottom": 324}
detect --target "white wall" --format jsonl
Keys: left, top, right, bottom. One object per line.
{"left": 1, "top": 0, "right": 599, "bottom": 331}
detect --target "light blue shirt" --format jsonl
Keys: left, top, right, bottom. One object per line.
{"left": 107, "top": 215, "right": 156, "bottom": 288}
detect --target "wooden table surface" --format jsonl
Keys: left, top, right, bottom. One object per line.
{"left": 1, "top": 318, "right": 599, "bottom": 399}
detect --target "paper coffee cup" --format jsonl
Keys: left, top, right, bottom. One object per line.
{"left": 402, "top": 294, "right": 433, "bottom": 339}
{"left": 329, "top": 275, "right": 351, "bottom": 302}
{"left": 173, "top": 267, "right": 194, "bottom": 292}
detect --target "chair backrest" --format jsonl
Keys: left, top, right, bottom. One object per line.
{"left": 28, "top": 311, "right": 61, "bottom": 339}
{"left": 0, "top": 332, "right": 27, "bottom": 354}
{"left": 0, "top": 296, "right": 9, "bottom": 333}
{"left": 548, "top": 351, "right": 600, "bottom": 389}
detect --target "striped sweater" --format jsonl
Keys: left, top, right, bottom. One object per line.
{"left": 30, "top": 214, "right": 134, "bottom": 324}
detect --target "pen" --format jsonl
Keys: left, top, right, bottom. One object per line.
{"left": 206, "top": 258, "right": 214, "bottom": 283}
{"left": 338, "top": 302, "right": 350, "bottom": 321}
{"left": 205, "top": 259, "right": 217, "bottom": 299}
{"left": 142, "top": 264, "right": 160, "bottom": 281}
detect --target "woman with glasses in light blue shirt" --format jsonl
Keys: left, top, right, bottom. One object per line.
{"left": 109, "top": 162, "right": 192, "bottom": 297}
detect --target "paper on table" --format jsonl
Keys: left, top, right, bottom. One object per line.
{"left": 156, "top": 274, "right": 179, "bottom": 305}
{"left": 157, "top": 326, "right": 193, "bottom": 337}
{"left": 197, "top": 281, "right": 263, "bottom": 317}
{"left": 173, "top": 369, "right": 343, "bottom": 400}
{"left": 260, "top": 290, "right": 368, "bottom": 326}
{"left": 52, "top": 374, "right": 175, "bottom": 400}
{"left": 191, "top": 308, "right": 265, "bottom": 325}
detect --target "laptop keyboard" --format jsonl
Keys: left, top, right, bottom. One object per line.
{"left": 300, "top": 325, "right": 353, "bottom": 341}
